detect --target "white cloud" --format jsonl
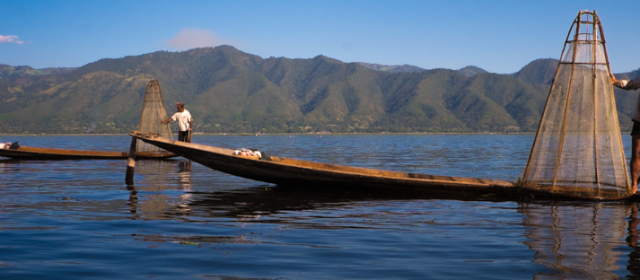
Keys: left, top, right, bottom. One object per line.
{"left": 166, "top": 28, "right": 240, "bottom": 50}
{"left": 0, "top": 34, "right": 24, "bottom": 44}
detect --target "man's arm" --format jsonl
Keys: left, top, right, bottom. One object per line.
{"left": 612, "top": 73, "right": 640, "bottom": 90}
{"left": 162, "top": 113, "right": 178, "bottom": 124}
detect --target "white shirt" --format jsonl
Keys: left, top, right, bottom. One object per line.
{"left": 170, "top": 110, "right": 192, "bottom": 131}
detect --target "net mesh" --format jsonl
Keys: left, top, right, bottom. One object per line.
{"left": 520, "top": 11, "right": 631, "bottom": 199}
{"left": 137, "top": 80, "right": 173, "bottom": 153}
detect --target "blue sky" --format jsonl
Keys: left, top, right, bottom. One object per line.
{"left": 1, "top": 0, "right": 639, "bottom": 74}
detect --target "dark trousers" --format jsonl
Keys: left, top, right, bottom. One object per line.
{"left": 178, "top": 131, "right": 189, "bottom": 142}
{"left": 633, "top": 120, "right": 640, "bottom": 136}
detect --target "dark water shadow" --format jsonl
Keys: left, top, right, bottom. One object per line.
{"left": 172, "top": 184, "right": 517, "bottom": 219}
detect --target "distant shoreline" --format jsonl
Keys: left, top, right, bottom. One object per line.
{"left": 0, "top": 132, "right": 537, "bottom": 136}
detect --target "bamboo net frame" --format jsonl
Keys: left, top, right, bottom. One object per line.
{"left": 136, "top": 80, "right": 173, "bottom": 153}
{"left": 520, "top": 10, "right": 631, "bottom": 199}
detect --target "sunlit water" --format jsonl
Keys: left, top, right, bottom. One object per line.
{"left": 1, "top": 134, "right": 639, "bottom": 279}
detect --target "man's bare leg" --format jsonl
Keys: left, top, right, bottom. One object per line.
{"left": 631, "top": 135, "right": 640, "bottom": 193}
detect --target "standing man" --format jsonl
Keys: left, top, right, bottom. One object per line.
{"left": 612, "top": 74, "right": 640, "bottom": 193}
{"left": 162, "top": 102, "right": 193, "bottom": 142}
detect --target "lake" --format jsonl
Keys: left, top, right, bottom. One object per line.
{"left": 0, "top": 134, "right": 639, "bottom": 279}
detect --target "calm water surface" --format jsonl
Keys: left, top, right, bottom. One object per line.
{"left": 1, "top": 134, "right": 639, "bottom": 279}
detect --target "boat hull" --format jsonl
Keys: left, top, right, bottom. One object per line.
{"left": 132, "top": 133, "right": 516, "bottom": 194}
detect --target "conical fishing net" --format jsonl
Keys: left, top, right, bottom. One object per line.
{"left": 520, "top": 11, "right": 631, "bottom": 199}
{"left": 137, "top": 80, "right": 173, "bottom": 153}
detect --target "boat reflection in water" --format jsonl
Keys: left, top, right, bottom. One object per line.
{"left": 181, "top": 187, "right": 640, "bottom": 278}
{"left": 119, "top": 159, "right": 640, "bottom": 278}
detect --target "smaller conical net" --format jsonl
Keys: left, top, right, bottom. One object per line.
{"left": 137, "top": 80, "right": 173, "bottom": 153}
{"left": 520, "top": 11, "right": 631, "bottom": 199}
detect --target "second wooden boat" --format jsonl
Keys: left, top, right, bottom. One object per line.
{"left": 0, "top": 145, "right": 177, "bottom": 160}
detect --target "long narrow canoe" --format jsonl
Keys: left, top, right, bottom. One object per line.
{"left": 0, "top": 146, "right": 177, "bottom": 160}
{"left": 131, "top": 132, "right": 517, "bottom": 194}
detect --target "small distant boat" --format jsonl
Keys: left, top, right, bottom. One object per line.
{"left": 131, "top": 132, "right": 517, "bottom": 194}
{"left": 0, "top": 146, "right": 177, "bottom": 160}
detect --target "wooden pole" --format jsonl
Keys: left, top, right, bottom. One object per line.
{"left": 125, "top": 137, "right": 137, "bottom": 185}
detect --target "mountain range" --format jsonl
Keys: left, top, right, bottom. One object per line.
{"left": 0, "top": 46, "right": 637, "bottom": 134}
{"left": 0, "top": 64, "right": 76, "bottom": 79}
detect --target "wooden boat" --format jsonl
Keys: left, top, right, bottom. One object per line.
{"left": 131, "top": 132, "right": 518, "bottom": 195}
{"left": 131, "top": 132, "right": 640, "bottom": 200}
{"left": 0, "top": 146, "right": 177, "bottom": 160}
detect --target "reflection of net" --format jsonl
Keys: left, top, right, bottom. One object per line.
{"left": 521, "top": 11, "right": 631, "bottom": 199}
{"left": 137, "top": 80, "right": 173, "bottom": 153}
{"left": 522, "top": 203, "right": 628, "bottom": 278}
